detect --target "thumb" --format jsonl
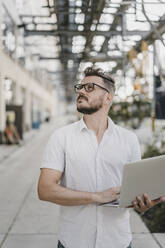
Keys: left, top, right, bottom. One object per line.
{"left": 160, "top": 197, "right": 165, "bottom": 202}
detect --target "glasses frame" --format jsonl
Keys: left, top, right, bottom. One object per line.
{"left": 74, "top": 82, "right": 110, "bottom": 93}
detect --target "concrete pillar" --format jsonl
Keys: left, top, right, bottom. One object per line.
{"left": 24, "top": 89, "right": 31, "bottom": 131}
{"left": 0, "top": 74, "right": 6, "bottom": 143}
{"left": 39, "top": 98, "right": 45, "bottom": 123}
{"left": 15, "top": 83, "right": 23, "bottom": 105}
{"left": 51, "top": 88, "right": 58, "bottom": 119}
{"left": 0, "top": 0, "right": 6, "bottom": 143}
{"left": 0, "top": 0, "right": 2, "bottom": 48}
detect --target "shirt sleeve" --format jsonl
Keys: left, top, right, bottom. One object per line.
{"left": 40, "top": 130, "right": 65, "bottom": 172}
{"left": 130, "top": 133, "right": 142, "bottom": 163}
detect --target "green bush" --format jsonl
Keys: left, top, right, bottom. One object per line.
{"left": 109, "top": 95, "right": 151, "bottom": 129}
{"left": 143, "top": 145, "right": 165, "bottom": 159}
{"left": 141, "top": 144, "right": 165, "bottom": 232}
{"left": 142, "top": 202, "right": 165, "bottom": 233}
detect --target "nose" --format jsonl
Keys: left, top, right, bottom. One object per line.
{"left": 77, "top": 92, "right": 88, "bottom": 101}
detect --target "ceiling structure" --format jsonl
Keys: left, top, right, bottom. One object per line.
{"left": 6, "top": 0, "right": 165, "bottom": 101}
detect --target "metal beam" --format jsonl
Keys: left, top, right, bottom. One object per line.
{"left": 83, "top": 0, "right": 106, "bottom": 55}
{"left": 109, "top": 14, "right": 165, "bottom": 74}
{"left": 39, "top": 55, "right": 82, "bottom": 60}
{"left": 87, "top": 55, "right": 122, "bottom": 62}
{"left": 2, "top": 0, "right": 22, "bottom": 25}
{"left": 22, "top": 21, "right": 134, "bottom": 26}
{"left": 100, "top": 0, "right": 132, "bottom": 54}
{"left": 134, "top": 14, "right": 165, "bottom": 52}
{"left": 20, "top": 15, "right": 50, "bottom": 18}
{"left": 25, "top": 29, "right": 148, "bottom": 37}
{"left": 141, "top": 0, "right": 165, "bottom": 46}
{"left": 39, "top": 54, "right": 122, "bottom": 62}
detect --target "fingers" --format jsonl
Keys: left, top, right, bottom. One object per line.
{"left": 114, "top": 186, "right": 120, "bottom": 194}
{"left": 126, "top": 205, "right": 133, "bottom": 208}
{"left": 132, "top": 200, "right": 141, "bottom": 212}
{"left": 159, "top": 196, "right": 165, "bottom": 202}
{"left": 133, "top": 193, "right": 157, "bottom": 213}
{"left": 153, "top": 198, "right": 161, "bottom": 204}
{"left": 132, "top": 194, "right": 149, "bottom": 213}
{"left": 132, "top": 194, "right": 165, "bottom": 213}
{"left": 116, "top": 194, "right": 120, "bottom": 200}
{"left": 136, "top": 196, "right": 146, "bottom": 209}
{"left": 152, "top": 196, "right": 165, "bottom": 203}
{"left": 99, "top": 186, "right": 120, "bottom": 204}
{"left": 143, "top": 193, "right": 153, "bottom": 208}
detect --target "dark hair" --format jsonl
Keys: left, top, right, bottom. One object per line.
{"left": 84, "top": 66, "right": 116, "bottom": 95}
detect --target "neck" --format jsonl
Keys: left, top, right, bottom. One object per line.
{"left": 83, "top": 110, "right": 108, "bottom": 136}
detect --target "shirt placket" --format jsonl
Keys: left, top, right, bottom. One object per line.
{"left": 89, "top": 130, "right": 107, "bottom": 248}
{"left": 95, "top": 151, "right": 104, "bottom": 248}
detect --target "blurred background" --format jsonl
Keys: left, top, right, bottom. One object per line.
{"left": 0, "top": 0, "right": 165, "bottom": 247}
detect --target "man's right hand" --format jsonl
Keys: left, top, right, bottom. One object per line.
{"left": 93, "top": 187, "right": 120, "bottom": 204}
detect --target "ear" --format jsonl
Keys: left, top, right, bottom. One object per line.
{"left": 104, "top": 93, "right": 113, "bottom": 107}
{"left": 107, "top": 93, "right": 113, "bottom": 102}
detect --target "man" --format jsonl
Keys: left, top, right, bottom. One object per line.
{"left": 38, "top": 67, "right": 164, "bottom": 248}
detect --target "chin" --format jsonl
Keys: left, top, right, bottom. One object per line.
{"left": 77, "top": 102, "right": 87, "bottom": 108}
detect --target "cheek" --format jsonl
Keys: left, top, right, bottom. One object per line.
{"left": 89, "top": 97, "right": 103, "bottom": 108}
{"left": 88, "top": 93, "right": 104, "bottom": 105}
{"left": 98, "top": 94, "right": 105, "bottom": 103}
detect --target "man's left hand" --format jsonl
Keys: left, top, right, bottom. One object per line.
{"left": 132, "top": 193, "right": 165, "bottom": 214}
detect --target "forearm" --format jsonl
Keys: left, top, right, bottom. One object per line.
{"left": 39, "top": 183, "right": 98, "bottom": 206}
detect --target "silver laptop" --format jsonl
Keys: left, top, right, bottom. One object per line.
{"left": 100, "top": 154, "right": 165, "bottom": 208}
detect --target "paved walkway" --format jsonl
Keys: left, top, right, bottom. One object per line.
{"left": 0, "top": 115, "right": 164, "bottom": 248}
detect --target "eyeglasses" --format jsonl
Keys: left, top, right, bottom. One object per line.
{"left": 74, "top": 82, "right": 109, "bottom": 93}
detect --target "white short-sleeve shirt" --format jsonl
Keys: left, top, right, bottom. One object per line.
{"left": 41, "top": 116, "right": 141, "bottom": 248}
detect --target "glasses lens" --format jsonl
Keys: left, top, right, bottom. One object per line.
{"left": 85, "top": 83, "right": 94, "bottom": 92}
{"left": 74, "top": 84, "right": 82, "bottom": 92}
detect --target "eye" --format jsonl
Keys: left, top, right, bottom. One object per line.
{"left": 86, "top": 83, "right": 93, "bottom": 91}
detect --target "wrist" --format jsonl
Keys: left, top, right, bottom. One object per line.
{"left": 91, "top": 192, "right": 100, "bottom": 203}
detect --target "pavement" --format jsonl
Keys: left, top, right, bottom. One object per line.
{"left": 0, "top": 115, "right": 164, "bottom": 248}
{"left": 0, "top": 124, "right": 42, "bottom": 163}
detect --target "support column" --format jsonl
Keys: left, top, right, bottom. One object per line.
{"left": 50, "top": 88, "right": 58, "bottom": 120}
{"left": 152, "top": 42, "right": 156, "bottom": 132}
{"left": 0, "top": 0, "right": 6, "bottom": 143}
{"left": 15, "top": 83, "right": 23, "bottom": 105}
{"left": 39, "top": 98, "right": 45, "bottom": 123}
{"left": 24, "top": 89, "right": 31, "bottom": 131}
{"left": 0, "top": 74, "right": 6, "bottom": 143}
{"left": 0, "top": 0, "right": 2, "bottom": 50}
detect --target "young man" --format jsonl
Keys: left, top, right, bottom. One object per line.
{"left": 38, "top": 67, "right": 164, "bottom": 248}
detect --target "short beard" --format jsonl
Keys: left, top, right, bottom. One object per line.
{"left": 77, "top": 103, "right": 102, "bottom": 115}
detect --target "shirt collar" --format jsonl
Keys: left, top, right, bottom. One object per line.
{"left": 78, "top": 116, "right": 116, "bottom": 133}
